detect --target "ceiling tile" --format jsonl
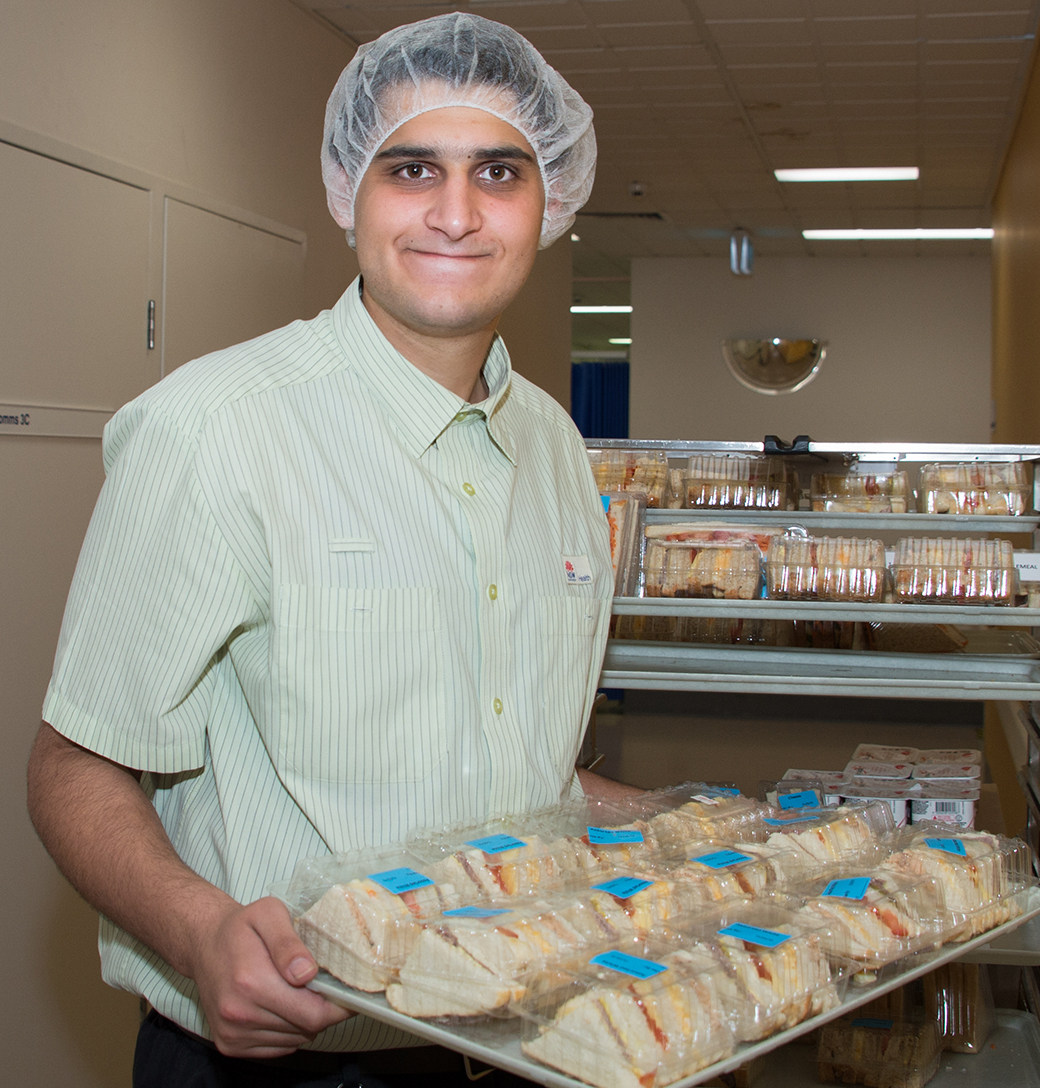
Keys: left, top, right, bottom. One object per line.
{"left": 704, "top": 19, "right": 811, "bottom": 46}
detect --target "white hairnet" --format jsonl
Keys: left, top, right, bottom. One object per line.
{"left": 321, "top": 12, "right": 596, "bottom": 249}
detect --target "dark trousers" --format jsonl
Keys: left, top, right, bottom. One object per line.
{"left": 133, "top": 1011, "right": 537, "bottom": 1088}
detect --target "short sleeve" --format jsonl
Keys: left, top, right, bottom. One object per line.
{"left": 43, "top": 403, "right": 263, "bottom": 773}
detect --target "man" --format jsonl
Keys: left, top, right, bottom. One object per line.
{"left": 27, "top": 12, "right": 630, "bottom": 1087}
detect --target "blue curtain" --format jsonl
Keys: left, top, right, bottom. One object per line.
{"left": 571, "top": 361, "right": 630, "bottom": 439}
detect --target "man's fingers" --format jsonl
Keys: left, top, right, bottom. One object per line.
{"left": 248, "top": 896, "right": 319, "bottom": 986}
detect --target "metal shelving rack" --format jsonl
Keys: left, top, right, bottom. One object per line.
{"left": 594, "top": 438, "right": 1040, "bottom": 701}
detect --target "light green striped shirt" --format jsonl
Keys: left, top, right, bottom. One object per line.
{"left": 43, "top": 277, "right": 613, "bottom": 1048}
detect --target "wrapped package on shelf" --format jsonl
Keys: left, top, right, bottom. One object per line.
{"left": 817, "top": 1017, "right": 942, "bottom": 1088}
{"left": 891, "top": 537, "right": 1016, "bottom": 605}
{"left": 518, "top": 938, "right": 738, "bottom": 1088}
{"left": 686, "top": 454, "right": 789, "bottom": 510}
{"left": 922, "top": 961, "right": 996, "bottom": 1053}
{"left": 766, "top": 533, "right": 887, "bottom": 602}
{"left": 850, "top": 745, "right": 983, "bottom": 766}
{"left": 791, "top": 869, "right": 948, "bottom": 975}
{"left": 278, "top": 847, "right": 462, "bottom": 993}
{"left": 919, "top": 461, "right": 1030, "bottom": 516}
{"left": 589, "top": 448, "right": 668, "bottom": 508}
{"left": 880, "top": 826, "right": 1037, "bottom": 940}
{"left": 643, "top": 538, "right": 763, "bottom": 600}
{"left": 602, "top": 491, "right": 646, "bottom": 599}
{"left": 810, "top": 469, "right": 912, "bottom": 513}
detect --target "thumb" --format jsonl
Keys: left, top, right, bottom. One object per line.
{"left": 251, "top": 896, "right": 318, "bottom": 987}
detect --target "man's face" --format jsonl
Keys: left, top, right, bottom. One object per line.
{"left": 353, "top": 105, "right": 544, "bottom": 340}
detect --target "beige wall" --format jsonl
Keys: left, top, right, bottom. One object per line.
{"left": 993, "top": 41, "right": 1040, "bottom": 444}
{"left": 497, "top": 240, "right": 573, "bottom": 409}
{"left": 630, "top": 256, "right": 991, "bottom": 444}
{"left": 1, "top": 3, "right": 354, "bottom": 1085}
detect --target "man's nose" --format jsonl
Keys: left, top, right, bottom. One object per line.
{"left": 425, "top": 173, "right": 482, "bottom": 240}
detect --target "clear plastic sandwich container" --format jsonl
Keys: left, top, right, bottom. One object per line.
{"left": 811, "top": 470, "right": 911, "bottom": 514}
{"left": 919, "top": 461, "right": 1030, "bottom": 516}
{"left": 909, "top": 784, "right": 980, "bottom": 829}
{"left": 881, "top": 825, "right": 1038, "bottom": 941}
{"left": 408, "top": 809, "right": 613, "bottom": 900}
{"left": 588, "top": 448, "right": 668, "bottom": 508}
{"left": 686, "top": 454, "right": 788, "bottom": 510}
{"left": 675, "top": 901, "right": 846, "bottom": 1041}
{"left": 758, "top": 801, "right": 896, "bottom": 880}
{"left": 762, "top": 778, "right": 829, "bottom": 812}
{"left": 643, "top": 521, "right": 786, "bottom": 556}
{"left": 602, "top": 491, "right": 646, "bottom": 598}
{"left": 658, "top": 841, "right": 795, "bottom": 905}
{"left": 384, "top": 894, "right": 633, "bottom": 1020}
{"left": 766, "top": 533, "right": 886, "bottom": 602}
{"left": 638, "top": 782, "right": 769, "bottom": 849}
{"left": 891, "top": 537, "right": 1016, "bottom": 605}
{"left": 642, "top": 538, "right": 763, "bottom": 600}
{"left": 817, "top": 1017, "right": 942, "bottom": 1088}
{"left": 273, "top": 845, "right": 461, "bottom": 993}
{"left": 923, "top": 961, "right": 996, "bottom": 1054}
{"left": 517, "top": 936, "right": 738, "bottom": 1088}
{"left": 790, "top": 868, "right": 948, "bottom": 975}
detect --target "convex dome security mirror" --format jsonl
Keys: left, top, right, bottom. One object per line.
{"left": 722, "top": 338, "right": 826, "bottom": 395}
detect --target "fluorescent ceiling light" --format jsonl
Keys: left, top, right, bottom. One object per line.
{"left": 570, "top": 305, "right": 633, "bottom": 313}
{"left": 803, "top": 228, "right": 993, "bottom": 240}
{"left": 776, "top": 167, "right": 919, "bottom": 182}
{"left": 608, "top": 337, "right": 632, "bottom": 345}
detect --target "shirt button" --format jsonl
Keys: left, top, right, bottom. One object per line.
{"left": 492, "top": 698, "right": 503, "bottom": 715}
{"left": 488, "top": 584, "right": 498, "bottom": 601}
{"left": 462, "top": 482, "right": 476, "bottom": 496}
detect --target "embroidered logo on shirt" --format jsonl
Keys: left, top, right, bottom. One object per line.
{"left": 563, "top": 555, "right": 594, "bottom": 585}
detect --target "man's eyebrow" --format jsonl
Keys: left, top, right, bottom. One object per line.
{"left": 374, "top": 143, "right": 535, "bottom": 164}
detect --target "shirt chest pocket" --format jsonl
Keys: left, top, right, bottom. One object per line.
{"left": 275, "top": 585, "right": 447, "bottom": 785}
{"left": 539, "top": 596, "right": 609, "bottom": 781}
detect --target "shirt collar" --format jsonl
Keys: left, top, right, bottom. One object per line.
{"left": 330, "top": 277, "right": 517, "bottom": 465}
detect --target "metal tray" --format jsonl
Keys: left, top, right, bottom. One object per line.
{"left": 308, "top": 889, "right": 1040, "bottom": 1088}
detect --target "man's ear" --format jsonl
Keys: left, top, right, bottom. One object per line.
{"left": 326, "top": 165, "right": 355, "bottom": 231}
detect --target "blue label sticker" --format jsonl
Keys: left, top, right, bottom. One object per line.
{"left": 601, "top": 494, "right": 612, "bottom": 513}
{"left": 465, "top": 834, "right": 528, "bottom": 855}
{"left": 593, "top": 877, "right": 654, "bottom": 899}
{"left": 368, "top": 867, "right": 435, "bottom": 895}
{"left": 852, "top": 1019, "right": 894, "bottom": 1030}
{"left": 693, "top": 849, "right": 754, "bottom": 870}
{"left": 764, "top": 816, "right": 815, "bottom": 826}
{"left": 588, "top": 826, "right": 646, "bottom": 845}
{"left": 712, "top": 786, "right": 740, "bottom": 796}
{"left": 718, "top": 923, "right": 791, "bottom": 949}
{"left": 590, "top": 951, "right": 667, "bottom": 980}
{"left": 925, "top": 837, "right": 967, "bottom": 856}
{"left": 823, "top": 877, "right": 872, "bottom": 901}
{"left": 779, "top": 790, "right": 820, "bottom": 810}
{"left": 442, "top": 906, "right": 512, "bottom": 919}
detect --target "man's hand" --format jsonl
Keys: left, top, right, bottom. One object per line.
{"left": 189, "top": 896, "right": 351, "bottom": 1058}
{"left": 27, "top": 723, "right": 349, "bottom": 1057}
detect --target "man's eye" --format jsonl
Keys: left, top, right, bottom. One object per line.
{"left": 479, "top": 163, "right": 517, "bottom": 182}
{"left": 397, "top": 163, "right": 434, "bottom": 180}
